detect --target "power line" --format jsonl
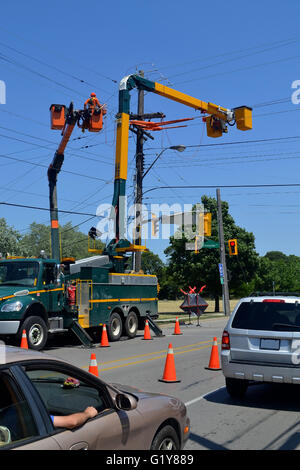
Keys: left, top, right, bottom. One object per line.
{"left": 0, "top": 152, "right": 110, "bottom": 182}
{"left": 168, "top": 38, "right": 300, "bottom": 80}
{"left": 0, "top": 125, "right": 114, "bottom": 166}
{"left": 156, "top": 35, "right": 300, "bottom": 72}
{"left": 143, "top": 183, "right": 300, "bottom": 196}
{"left": 0, "top": 25, "right": 118, "bottom": 85}
{"left": 145, "top": 134, "right": 300, "bottom": 152}
{"left": 174, "top": 54, "right": 300, "bottom": 86}
{"left": 0, "top": 53, "right": 87, "bottom": 98}
{"left": 0, "top": 201, "right": 97, "bottom": 216}
{"left": 0, "top": 40, "right": 111, "bottom": 95}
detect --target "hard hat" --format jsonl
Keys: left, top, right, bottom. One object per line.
{"left": 90, "top": 92, "right": 96, "bottom": 97}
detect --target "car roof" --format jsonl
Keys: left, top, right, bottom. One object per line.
{"left": 0, "top": 345, "right": 61, "bottom": 366}
{"left": 239, "top": 295, "right": 300, "bottom": 303}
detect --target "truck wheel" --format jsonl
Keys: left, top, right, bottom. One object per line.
{"left": 21, "top": 316, "right": 48, "bottom": 351}
{"left": 107, "top": 312, "right": 122, "bottom": 342}
{"left": 124, "top": 311, "right": 138, "bottom": 339}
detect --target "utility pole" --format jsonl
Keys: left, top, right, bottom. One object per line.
{"left": 216, "top": 188, "right": 231, "bottom": 316}
{"left": 134, "top": 70, "right": 145, "bottom": 272}
{"left": 132, "top": 71, "right": 165, "bottom": 272}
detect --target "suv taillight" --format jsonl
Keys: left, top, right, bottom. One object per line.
{"left": 222, "top": 330, "right": 230, "bottom": 350}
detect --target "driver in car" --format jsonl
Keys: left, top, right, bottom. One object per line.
{"left": 50, "top": 406, "right": 98, "bottom": 429}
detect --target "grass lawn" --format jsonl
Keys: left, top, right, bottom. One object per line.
{"left": 158, "top": 299, "right": 240, "bottom": 319}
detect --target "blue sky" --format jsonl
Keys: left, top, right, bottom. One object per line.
{"left": 1, "top": 0, "right": 300, "bottom": 261}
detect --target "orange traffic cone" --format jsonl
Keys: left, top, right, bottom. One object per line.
{"left": 20, "top": 329, "right": 28, "bottom": 349}
{"left": 142, "top": 319, "right": 153, "bottom": 340}
{"left": 100, "top": 324, "right": 110, "bottom": 347}
{"left": 173, "top": 317, "right": 183, "bottom": 335}
{"left": 205, "top": 337, "right": 222, "bottom": 371}
{"left": 159, "top": 343, "right": 181, "bottom": 383}
{"left": 88, "top": 353, "right": 99, "bottom": 376}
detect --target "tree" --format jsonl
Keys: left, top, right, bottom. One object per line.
{"left": 264, "top": 251, "right": 288, "bottom": 262}
{"left": 254, "top": 254, "right": 300, "bottom": 293}
{"left": 141, "top": 250, "right": 164, "bottom": 276}
{"left": 0, "top": 218, "right": 21, "bottom": 256}
{"left": 164, "top": 195, "right": 260, "bottom": 310}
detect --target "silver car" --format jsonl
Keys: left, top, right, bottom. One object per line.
{"left": 0, "top": 346, "right": 190, "bottom": 450}
{"left": 221, "top": 295, "right": 300, "bottom": 398}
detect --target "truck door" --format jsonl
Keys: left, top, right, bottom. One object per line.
{"left": 41, "top": 263, "right": 63, "bottom": 313}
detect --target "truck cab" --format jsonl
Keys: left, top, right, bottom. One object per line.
{"left": 0, "top": 258, "right": 68, "bottom": 350}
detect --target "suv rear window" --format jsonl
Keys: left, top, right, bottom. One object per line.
{"left": 232, "top": 301, "right": 300, "bottom": 331}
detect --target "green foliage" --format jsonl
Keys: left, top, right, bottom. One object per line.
{"left": 163, "top": 195, "right": 260, "bottom": 306}
{"left": 18, "top": 222, "right": 104, "bottom": 260}
{"left": 254, "top": 254, "right": 300, "bottom": 293}
{"left": 141, "top": 250, "right": 164, "bottom": 275}
{"left": 0, "top": 218, "right": 21, "bottom": 256}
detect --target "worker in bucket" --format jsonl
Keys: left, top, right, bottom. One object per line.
{"left": 84, "top": 92, "right": 102, "bottom": 111}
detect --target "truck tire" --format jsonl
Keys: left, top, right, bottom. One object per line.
{"left": 21, "top": 316, "right": 48, "bottom": 351}
{"left": 124, "top": 311, "right": 138, "bottom": 339}
{"left": 107, "top": 312, "right": 122, "bottom": 342}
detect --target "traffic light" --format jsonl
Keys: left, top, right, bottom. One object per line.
{"left": 151, "top": 213, "right": 159, "bottom": 237}
{"left": 88, "top": 227, "right": 98, "bottom": 240}
{"left": 198, "top": 212, "right": 212, "bottom": 236}
{"left": 228, "top": 239, "right": 238, "bottom": 256}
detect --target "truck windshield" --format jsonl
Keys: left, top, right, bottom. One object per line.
{"left": 0, "top": 262, "right": 39, "bottom": 287}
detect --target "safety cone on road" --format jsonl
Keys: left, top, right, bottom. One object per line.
{"left": 142, "top": 319, "right": 153, "bottom": 340}
{"left": 88, "top": 353, "right": 99, "bottom": 376}
{"left": 20, "top": 329, "right": 28, "bottom": 349}
{"left": 173, "top": 317, "right": 183, "bottom": 335}
{"left": 100, "top": 324, "right": 110, "bottom": 347}
{"left": 205, "top": 337, "right": 222, "bottom": 371}
{"left": 159, "top": 343, "right": 181, "bottom": 383}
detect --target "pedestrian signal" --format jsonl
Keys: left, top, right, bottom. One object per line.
{"left": 228, "top": 239, "right": 238, "bottom": 256}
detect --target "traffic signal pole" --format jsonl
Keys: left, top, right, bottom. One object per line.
{"left": 216, "top": 188, "right": 231, "bottom": 316}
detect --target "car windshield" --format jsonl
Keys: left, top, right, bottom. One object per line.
{"left": 0, "top": 261, "right": 39, "bottom": 287}
{"left": 232, "top": 301, "right": 300, "bottom": 331}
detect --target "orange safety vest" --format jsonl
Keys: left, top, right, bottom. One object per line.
{"left": 84, "top": 97, "right": 101, "bottom": 109}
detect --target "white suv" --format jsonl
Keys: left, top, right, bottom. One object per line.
{"left": 221, "top": 294, "right": 300, "bottom": 398}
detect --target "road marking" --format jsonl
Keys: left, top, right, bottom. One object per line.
{"left": 98, "top": 339, "right": 213, "bottom": 365}
{"left": 83, "top": 340, "right": 220, "bottom": 372}
{"left": 185, "top": 386, "right": 225, "bottom": 407}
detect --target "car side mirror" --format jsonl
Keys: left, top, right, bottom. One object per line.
{"left": 115, "top": 393, "right": 137, "bottom": 411}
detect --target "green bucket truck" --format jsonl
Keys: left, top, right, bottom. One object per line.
{"left": 0, "top": 255, "right": 159, "bottom": 350}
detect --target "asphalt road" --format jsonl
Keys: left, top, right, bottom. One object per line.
{"left": 43, "top": 316, "right": 300, "bottom": 450}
